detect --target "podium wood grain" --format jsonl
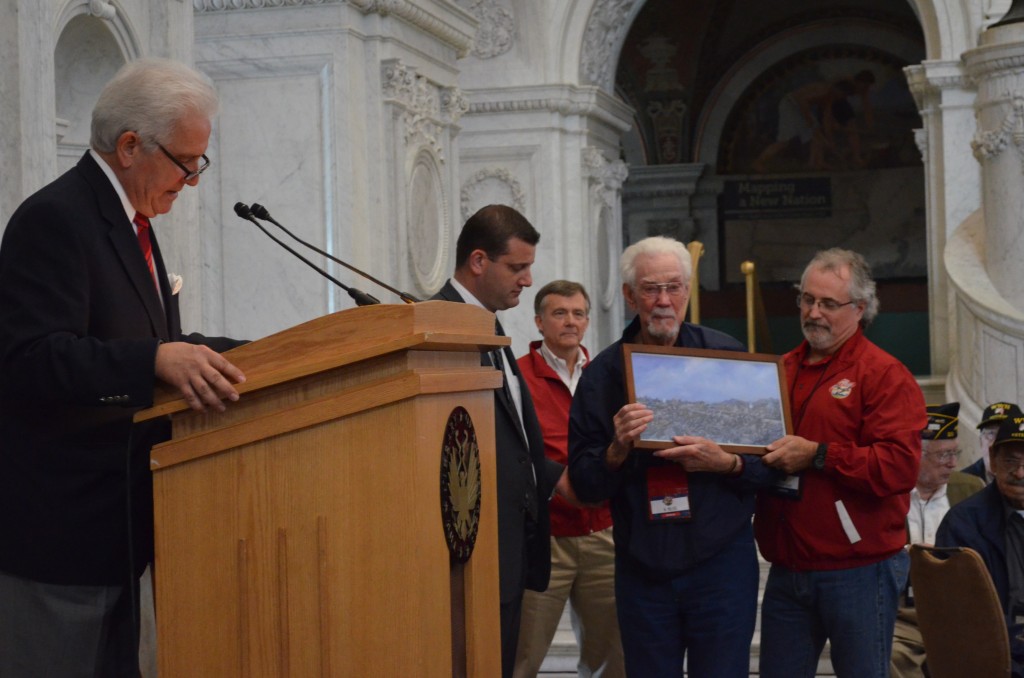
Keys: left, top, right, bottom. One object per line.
{"left": 141, "top": 302, "right": 506, "bottom": 677}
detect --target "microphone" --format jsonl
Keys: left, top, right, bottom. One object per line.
{"left": 233, "top": 202, "right": 380, "bottom": 307}
{"left": 249, "top": 203, "right": 420, "bottom": 304}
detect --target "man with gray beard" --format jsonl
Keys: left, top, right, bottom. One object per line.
{"left": 755, "top": 248, "right": 926, "bottom": 678}
{"left": 568, "top": 236, "right": 778, "bottom": 677}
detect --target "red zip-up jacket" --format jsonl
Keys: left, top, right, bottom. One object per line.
{"left": 518, "top": 341, "right": 613, "bottom": 537}
{"left": 755, "top": 330, "right": 926, "bottom": 571}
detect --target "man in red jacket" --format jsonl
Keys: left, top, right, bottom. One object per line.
{"left": 755, "top": 248, "right": 926, "bottom": 678}
{"left": 514, "top": 280, "right": 624, "bottom": 678}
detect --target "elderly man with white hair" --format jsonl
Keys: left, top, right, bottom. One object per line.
{"left": 0, "top": 58, "right": 246, "bottom": 676}
{"left": 568, "top": 236, "right": 778, "bottom": 677}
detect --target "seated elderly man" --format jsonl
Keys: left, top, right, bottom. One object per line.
{"left": 963, "top": 402, "right": 1023, "bottom": 485}
{"left": 890, "top": 402, "right": 985, "bottom": 678}
{"left": 937, "top": 414, "right": 1024, "bottom": 677}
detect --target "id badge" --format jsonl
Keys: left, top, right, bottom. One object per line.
{"left": 646, "top": 464, "right": 690, "bottom": 522}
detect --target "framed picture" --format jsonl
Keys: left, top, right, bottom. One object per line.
{"left": 623, "top": 344, "right": 793, "bottom": 455}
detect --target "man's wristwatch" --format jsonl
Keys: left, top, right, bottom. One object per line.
{"left": 812, "top": 442, "right": 828, "bottom": 470}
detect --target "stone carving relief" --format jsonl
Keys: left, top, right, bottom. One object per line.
{"left": 580, "top": 0, "right": 641, "bottom": 91}
{"left": 458, "top": 0, "right": 516, "bottom": 59}
{"left": 583, "top": 147, "right": 628, "bottom": 310}
{"left": 441, "top": 87, "right": 469, "bottom": 126}
{"left": 913, "top": 128, "right": 928, "bottom": 164}
{"left": 460, "top": 168, "right": 526, "bottom": 222}
{"left": 971, "top": 94, "right": 1024, "bottom": 171}
{"left": 408, "top": 151, "right": 449, "bottom": 291}
{"left": 382, "top": 60, "right": 447, "bottom": 161}
{"left": 193, "top": 0, "right": 340, "bottom": 11}
{"left": 584, "top": 146, "right": 628, "bottom": 210}
{"left": 88, "top": 0, "right": 116, "bottom": 19}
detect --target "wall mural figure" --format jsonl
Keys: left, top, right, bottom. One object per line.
{"left": 722, "top": 48, "right": 920, "bottom": 176}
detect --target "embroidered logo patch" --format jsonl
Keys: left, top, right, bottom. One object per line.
{"left": 830, "top": 379, "right": 855, "bottom": 399}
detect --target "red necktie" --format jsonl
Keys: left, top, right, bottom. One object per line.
{"left": 133, "top": 213, "right": 159, "bottom": 293}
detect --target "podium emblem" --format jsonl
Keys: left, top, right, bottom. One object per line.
{"left": 440, "top": 406, "right": 482, "bottom": 563}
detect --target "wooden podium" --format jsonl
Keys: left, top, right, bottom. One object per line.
{"left": 137, "top": 301, "right": 505, "bottom": 677}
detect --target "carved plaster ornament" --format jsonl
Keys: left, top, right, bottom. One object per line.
{"left": 971, "top": 94, "right": 1024, "bottom": 172}
{"left": 458, "top": 0, "right": 515, "bottom": 59}
{"left": 382, "top": 61, "right": 445, "bottom": 160}
{"left": 460, "top": 168, "right": 526, "bottom": 222}
{"left": 88, "top": 0, "right": 116, "bottom": 19}
{"left": 583, "top": 147, "right": 628, "bottom": 210}
{"left": 581, "top": 0, "right": 641, "bottom": 91}
{"left": 193, "top": 0, "right": 338, "bottom": 9}
{"left": 913, "top": 128, "right": 928, "bottom": 164}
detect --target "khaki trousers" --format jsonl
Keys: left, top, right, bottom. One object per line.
{"left": 513, "top": 527, "right": 624, "bottom": 678}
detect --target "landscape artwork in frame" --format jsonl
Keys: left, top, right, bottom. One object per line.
{"left": 623, "top": 345, "right": 793, "bottom": 454}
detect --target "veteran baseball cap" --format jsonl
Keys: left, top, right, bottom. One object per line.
{"left": 992, "top": 414, "right": 1024, "bottom": 449}
{"left": 977, "top": 402, "right": 1022, "bottom": 429}
{"left": 922, "top": 402, "right": 959, "bottom": 440}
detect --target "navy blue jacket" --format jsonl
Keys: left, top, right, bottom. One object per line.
{"left": 568, "top": 316, "right": 778, "bottom": 580}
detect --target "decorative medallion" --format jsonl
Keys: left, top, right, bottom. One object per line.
{"left": 440, "top": 406, "right": 482, "bottom": 563}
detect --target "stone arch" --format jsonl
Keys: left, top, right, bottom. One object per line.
{"left": 577, "top": 0, "right": 646, "bottom": 93}
{"left": 903, "top": 0, "right": 977, "bottom": 61}
{"left": 53, "top": 1, "right": 140, "bottom": 171}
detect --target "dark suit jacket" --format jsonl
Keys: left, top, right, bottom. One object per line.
{"left": 432, "top": 281, "right": 562, "bottom": 602}
{"left": 0, "top": 152, "right": 242, "bottom": 586}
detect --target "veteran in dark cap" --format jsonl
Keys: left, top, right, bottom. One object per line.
{"left": 964, "top": 402, "right": 1023, "bottom": 485}
{"left": 891, "top": 402, "right": 986, "bottom": 678}
{"left": 937, "top": 412, "right": 1024, "bottom": 677}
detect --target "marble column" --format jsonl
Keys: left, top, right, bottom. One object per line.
{"left": 905, "top": 60, "right": 981, "bottom": 379}
{"left": 944, "top": 22, "right": 1024, "bottom": 444}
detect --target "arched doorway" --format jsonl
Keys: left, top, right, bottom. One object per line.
{"left": 612, "top": 0, "right": 929, "bottom": 372}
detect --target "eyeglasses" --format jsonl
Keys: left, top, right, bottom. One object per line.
{"left": 158, "top": 143, "right": 211, "bottom": 182}
{"left": 637, "top": 282, "right": 687, "bottom": 300}
{"left": 996, "top": 455, "right": 1024, "bottom": 473}
{"left": 797, "top": 293, "right": 856, "bottom": 313}
{"left": 926, "top": 449, "right": 961, "bottom": 463}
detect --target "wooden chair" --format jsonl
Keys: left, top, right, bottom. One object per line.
{"left": 909, "top": 544, "right": 1012, "bottom": 678}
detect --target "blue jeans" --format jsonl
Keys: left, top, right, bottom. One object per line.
{"left": 759, "top": 549, "right": 909, "bottom": 678}
{"left": 615, "top": 523, "right": 758, "bottom": 678}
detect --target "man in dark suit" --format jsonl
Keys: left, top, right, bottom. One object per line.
{"left": 0, "top": 58, "right": 246, "bottom": 676}
{"left": 432, "top": 204, "right": 569, "bottom": 677}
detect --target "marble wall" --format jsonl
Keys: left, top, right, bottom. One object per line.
{"left": 3, "top": 0, "right": 1023, "bottom": 476}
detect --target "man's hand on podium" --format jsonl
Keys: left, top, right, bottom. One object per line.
{"left": 155, "top": 342, "right": 246, "bottom": 412}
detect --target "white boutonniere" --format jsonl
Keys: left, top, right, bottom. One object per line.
{"left": 168, "top": 273, "right": 183, "bottom": 296}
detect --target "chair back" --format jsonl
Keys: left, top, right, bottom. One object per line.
{"left": 909, "top": 544, "right": 1011, "bottom": 678}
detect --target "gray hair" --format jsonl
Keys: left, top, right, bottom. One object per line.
{"left": 619, "top": 236, "right": 692, "bottom": 288}
{"left": 534, "top": 280, "right": 590, "bottom": 315}
{"left": 800, "top": 248, "right": 879, "bottom": 326}
{"left": 91, "top": 58, "right": 219, "bottom": 153}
